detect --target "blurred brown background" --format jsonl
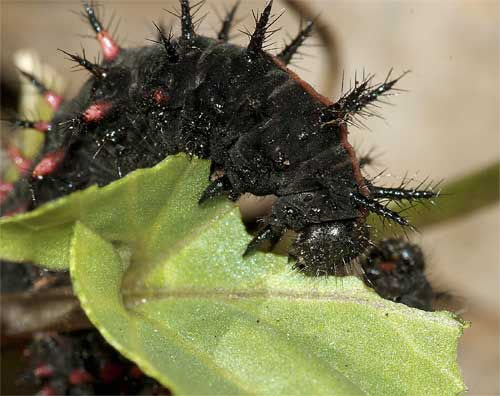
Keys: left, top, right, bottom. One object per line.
{"left": 1, "top": 0, "right": 499, "bottom": 394}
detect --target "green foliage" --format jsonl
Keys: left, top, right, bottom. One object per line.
{"left": 0, "top": 154, "right": 466, "bottom": 395}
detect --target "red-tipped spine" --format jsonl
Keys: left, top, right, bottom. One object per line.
{"left": 0, "top": 181, "right": 14, "bottom": 203}
{"left": 32, "top": 150, "right": 65, "bottom": 178}
{"left": 58, "top": 48, "right": 108, "bottom": 79}
{"left": 82, "top": 101, "right": 112, "bottom": 123}
{"left": 83, "top": 3, "right": 121, "bottom": 61}
{"left": 19, "top": 70, "right": 63, "bottom": 111}
{"left": 13, "top": 119, "right": 52, "bottom": 133}
{"left": 33, "top": 121, "right": 52, "bottom": 133}
{"left": 7, "top": 146, "right": 32, "bottom": 174}
{"left": 44, "top": 92, "right": 64, "bottom": 111}
{"left": 97, "top": 31, "right": 120, "bottom": 61}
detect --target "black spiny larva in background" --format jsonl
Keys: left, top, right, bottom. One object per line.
{"left": 1, "top": 1, "right": 439, "bottom": 293}
{"left": 24, "top": 330, "right": 169, "bottom": 395}
{"left": 360, "top": 239, "right": 435, "bottom": 311}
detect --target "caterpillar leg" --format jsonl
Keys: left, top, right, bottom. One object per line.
{"left": 243, "top": 224, "right": 285, "bottom": 257}
{"left": 198, "top": 175, "right": 233, "bottom": 204}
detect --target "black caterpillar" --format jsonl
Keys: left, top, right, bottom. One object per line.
{"left": 1, "top": 1, "right": 438, "bottom": 294}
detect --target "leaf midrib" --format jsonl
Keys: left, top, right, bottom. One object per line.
{"left": 122, "top": 287, "right": 457, "bottom": 325}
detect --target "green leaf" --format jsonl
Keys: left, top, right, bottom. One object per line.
{"left": 70, "top": 228, "right": 466, "bottom": 395}
{"left": 1, "top": 155, "right": 466, "bottom": 394}
{"left": 0, "top": 154, "right": 202, "bottom": 269}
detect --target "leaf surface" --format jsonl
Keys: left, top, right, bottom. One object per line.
{"left": 1, "top": 155, "right": 466, "bottom": 395}
{"left": 0, "top": 154, "right": 198, "bottom": 268}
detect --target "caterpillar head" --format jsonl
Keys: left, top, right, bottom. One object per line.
{"left": 290, "top": 221, "right": 369, "bottom": 276}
